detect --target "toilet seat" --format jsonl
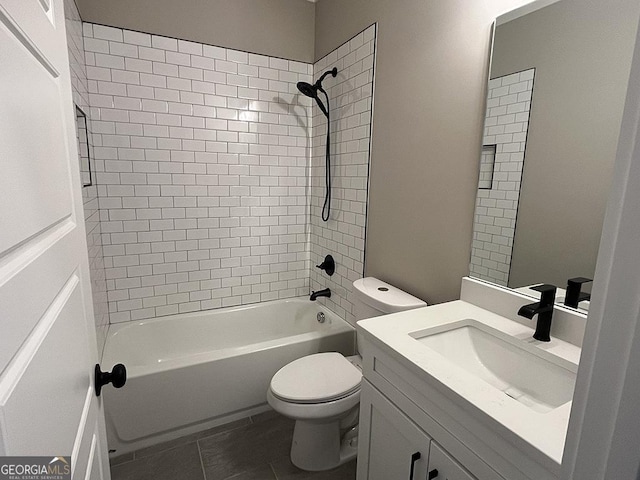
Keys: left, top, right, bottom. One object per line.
{"left": 270, "top": 352, "right": 362, "bottom": 404}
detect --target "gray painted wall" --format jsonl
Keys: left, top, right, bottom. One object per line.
{"left": 314, "top": 0, "right": 535, "bottom": 304}
{"left": 491, "top": 0, "right": 639, "bottom": 289}
{"left": 76, "top": 0, "right": 315, "bottom": 63}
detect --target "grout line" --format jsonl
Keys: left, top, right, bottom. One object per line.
{"left": 193, "top": 418, "right": 254, "bottom": 444}
{"left": 269, "top": 463, "right": 279, "bottom": 480}
{"left": 108, "top": 455, "right": 136, "bottom": 469}
{"left": 138, "top": 443, "right": 187, "bottom": 459}
{"left": 197, "top": 439, "right": 208, "bottom": 480}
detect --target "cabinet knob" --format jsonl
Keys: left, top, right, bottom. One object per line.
{"left": 427, "top": 469, "right": 439, "bottom": 480}
{"left": 409, "top": 452, "right": 421, "bottom": 480}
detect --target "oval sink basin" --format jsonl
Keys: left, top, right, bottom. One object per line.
{"left": 410, "top": 319, "right": 577, "bottom": 413}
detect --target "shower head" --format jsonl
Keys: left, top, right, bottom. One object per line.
{"left": 296, "top": 81, "right": 318, "bottom": 99}
{"left": 297, "top": 82, "right": 327, "bottom": 117}
{"left": 296, "top": 67, "right": 337, "bottom": 118}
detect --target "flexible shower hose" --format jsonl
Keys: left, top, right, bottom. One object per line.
{"left": 321, "top": 88, "right": 331, "bottom": 222}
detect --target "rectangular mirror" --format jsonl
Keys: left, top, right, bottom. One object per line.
{"left": 75, "top": 105, "right": 92, "bottom": 187}
{"left": 470, "top": 0, "right": 640, "bottom": 312}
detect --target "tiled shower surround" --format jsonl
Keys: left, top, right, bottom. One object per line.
{"left": 65, "top": 1, "right": 109, "bottom": 351}
{"left": 470, "top": 69, "right": 535, "bottom": 286}
{"left": 309, "top": 25, "right": 376, "bottom": 325}
{"left": 82, "top": 23, "right": 376, "bottom": 322}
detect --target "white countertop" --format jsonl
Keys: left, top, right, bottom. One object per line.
{"left": 357, "top": 299, "right": 581, "bottom": 467}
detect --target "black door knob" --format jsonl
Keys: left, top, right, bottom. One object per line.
{"left": 95, "top": 363, "right": 127, "bottom": 397}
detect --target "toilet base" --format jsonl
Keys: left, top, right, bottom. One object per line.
{"left": 290, "top": 419, "right": 358, "bottom": 471}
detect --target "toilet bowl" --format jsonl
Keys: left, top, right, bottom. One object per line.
{"left": 267, "top": 277, "right": 426, "bottom": 471}
{"left": 267, "top": 352, "right": 361, "bottom": 471}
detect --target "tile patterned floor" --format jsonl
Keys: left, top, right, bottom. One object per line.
{"left": 110, "top": 411, "right": 357, "bottom": 480}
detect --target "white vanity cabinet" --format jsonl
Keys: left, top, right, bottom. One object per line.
{"left": 358, "top": 379, "right": 478, "bottom": 480}
{"left": 356, "top": 329, "right": 563, "bottom": 480}
{"left": 356, "top": 283, "right": 579, "bottom": 480}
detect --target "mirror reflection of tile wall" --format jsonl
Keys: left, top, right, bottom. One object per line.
{"left": 470, "top": 69, "right": 535, "bottom": 286}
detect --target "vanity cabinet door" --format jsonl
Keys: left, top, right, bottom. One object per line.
{"left": 357, "top": 380, "right": 431, "bottom": 480}
{"left": 427, "top": 441, "right": 477, "bottom": 480}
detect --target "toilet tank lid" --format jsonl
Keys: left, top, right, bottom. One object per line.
{"left": 352, "top": 277, "right": 427, "bottom": 314}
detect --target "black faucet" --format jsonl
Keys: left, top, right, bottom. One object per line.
{"left": 310, "top": 288, "right": 331, "bottom": 301}
{"left": 517, "top": 284, "right": 557, "bottom": 342}
{"left": 564, "top": 277, "right": 592, "bottom": 308}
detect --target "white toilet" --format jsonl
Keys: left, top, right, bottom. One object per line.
{"left": 267, "top": 277, "right": 426, "bottom": 471}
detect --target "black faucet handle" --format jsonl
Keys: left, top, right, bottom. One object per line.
{"left": 530, "top": 283, "right": 557, "bottom": 293}
{"left": 565, "top": 277, "right": 592, "bottom": 308}
{"left": 529, "top": 284, "right": 557, "bottom": 306}
{"left": 567, "top": 277, "right": 592, "bottom": 287}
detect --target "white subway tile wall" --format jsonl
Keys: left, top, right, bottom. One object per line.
{"left": 83, "top": 24, "right": 316, "bottom": 321}
{"left": 309, "top": 25, "right": 376, "bottom": 326}
{"left": 64, "top": 2, "right": 109, "bottom": 352}
{"left": 470, "top": 69, "right": 535, "bottom": 286}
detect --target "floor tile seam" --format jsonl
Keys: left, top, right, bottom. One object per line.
{"left": 195, "top": 420, "right": 253, "bottom": 445}
{"left": 135, "top": 420, "right": 252, "bottom": 459}
{"left": 196, "top": 438, "right": 208, "bottom": 480}
{"left": 269, "top": 462, "right": 280, "bottom": 480}
{"left": 134, "top": 440, "right": 200, "bottom": 460}
{"left": 250, "top": 414, "right": 275, "bottom": 426}
{"left": 108, "top": 456, "right": 136, "bottom": 468}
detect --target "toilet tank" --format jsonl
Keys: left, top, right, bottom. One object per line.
{"left": 352, "top": 277, "right": 427, "bottom": 321}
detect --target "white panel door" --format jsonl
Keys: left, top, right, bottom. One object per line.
{"left": 0, "top": 0, "right": 111, "bottom": 478}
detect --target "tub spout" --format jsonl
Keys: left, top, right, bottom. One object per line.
{"left": 310, "top": 288, "right": 331, "bottom": 301}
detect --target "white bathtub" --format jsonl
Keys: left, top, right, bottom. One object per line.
{"left": 102, "top": 298, "right": 355, "bottom": 455}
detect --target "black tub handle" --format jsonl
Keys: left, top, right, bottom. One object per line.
{"left": 315, "top": 254, "right": 335, "bottom": 276}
